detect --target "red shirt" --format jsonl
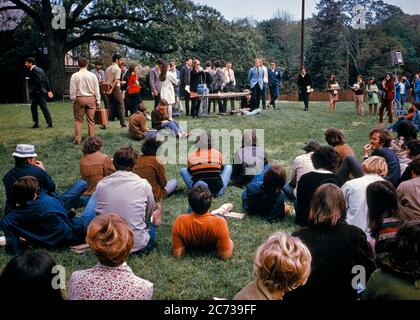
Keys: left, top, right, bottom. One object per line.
{"left": 127, "top": 72, "right": 140, "bottom": 95}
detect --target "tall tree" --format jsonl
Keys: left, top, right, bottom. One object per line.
{"left": 306, "top": 0, "right": 346, "bottom": 89}
{"left": 0, "top": 0, "right": 210, "bottom": 96}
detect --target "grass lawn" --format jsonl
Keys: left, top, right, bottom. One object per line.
{"left": 0, "top": 100, "right": 379, "bottom": 299}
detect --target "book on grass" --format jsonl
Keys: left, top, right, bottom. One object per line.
{"left": 224, "top": 212, "right": 245, "bottom": 219}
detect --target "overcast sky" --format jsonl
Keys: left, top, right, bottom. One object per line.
{"left": 193, "top": 0, "right": 420, "bottom": 21}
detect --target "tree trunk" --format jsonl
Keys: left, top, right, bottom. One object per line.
{"left": 46, "top": 30, "right": 66, "bottom": 99}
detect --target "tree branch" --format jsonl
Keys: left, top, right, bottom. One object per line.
{"left": 67, "top": 26, "right": 129, "bottom": 49}
{"left": 9, "top": 0, "right": 44, "bottom": 29}
{"left": 0, "top": 6, "right": 19, "bottom": 12}
{"left": 88, "top": 35, "right": 177, "bottom": 54}
{"left": 72, "top": 15, "right": 163, "bottom": 27}
{"left": 68, "top": 0, "right": 92, "bottom": 26}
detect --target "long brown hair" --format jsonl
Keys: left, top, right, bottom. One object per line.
{"left": 308, "top": 184, "right": 346, "bottom": 227}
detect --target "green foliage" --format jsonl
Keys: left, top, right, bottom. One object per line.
{"left": 0, "top": 100, "right": 380, "bottom": 299}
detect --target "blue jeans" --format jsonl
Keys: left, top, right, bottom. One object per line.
{"left": 283, "top": 181, "right": 296, "bottom": 201}
{"left": 162, "top": 121, "right": 183, "bottom": 136}
{"left": 72, "top": 192, "right": 97, "bottom": 229}
{"left": 180, "top": 165, "right": 232, "bottom": 197}
{"left": 58, "top": 179, "right": 87, "bottom": 210}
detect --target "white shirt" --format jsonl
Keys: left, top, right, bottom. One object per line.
{"left": 70, "top": 68, "right": 100, "bottom": 102}
{"left": 95, "top": 171, "right": 156, "bottom": 252}
{"left": 289, "top": 152, "right": 315, "bottom": 196}
{"left": 400, "top": 83, "right": 405, "bottom": 95}
{"left": 223, "top": 68, "right": 236, "bottom": 86}
{"left": 341, "top": 174, "right": 384, "bottom": 239}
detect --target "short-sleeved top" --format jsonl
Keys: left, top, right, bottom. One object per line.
{"left": 80, "top": 151, "right": 115, "bottom": 196}
{"left": 68, "top": 263, "right": 153, "bottom": 300}
{"left": 106, "top": 63, "right": 121, "bottom": 87}
{"left": 172, "top": 212, "right": 231, "bottom": 255}
{"left": 127, "top": 72, "right": 141, "bottom": 95}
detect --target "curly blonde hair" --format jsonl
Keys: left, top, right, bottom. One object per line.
{"left": 253, "top": 232, "right": 311, "bottom": 294}
{"left": 86, "top": 213, "right": 134, "bottom": 267}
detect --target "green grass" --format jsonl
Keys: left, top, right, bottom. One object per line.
{"left": 0, "top": 100, "right": 379, "bottom": 299}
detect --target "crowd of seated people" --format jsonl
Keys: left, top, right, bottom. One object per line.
{"left": 1, "top": 119, "right": 420, "bottom": 300}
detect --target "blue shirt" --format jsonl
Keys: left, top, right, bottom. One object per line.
{"left": 0, "top": 191, "right": 85, "bottom": 255}
{"left": 3, "top": 162, "right": 56, "bottom": 214}
{"left": 242, "top": 175, "right": 286, "bottom": 222}
{"left": 372, "top": 148, "right": 401, "bottom": 186}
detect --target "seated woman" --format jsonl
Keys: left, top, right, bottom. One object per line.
{"left": 0, "top": 250, "right": 63, "bottom": 301}
{"left": 363, "top": 127, "right": 400, "bottom": 186}
{"left": 180, "top": 132, "right": 232, "bottom": 197}
{"left": 68, "top": 213, "right": 153, "bottom": 300}
{"left": 242, "top": 165, "right": 290, "bottom": 223}
{"left": 324, "top": 128, "right": 363, "bottom": 182}
{"left": 79, "top": 137, "right": 115, "bottom": 206}
{"left": 234, "top": 231, "right": 311, "bottom": 300}
{"left": 390, "top": 119, "right": 417, "bottom": 174}
{"left": 0, "top": 176, "right": 96, "bottom": 255}
{"left": 133, "top": 137, "right": 178, "bottom": 201}
{"left": 363, "top": 220, "right": 420, "bottom": 300}
{"left": 366, "top": 180, "right": 412, "bottom": 265}
{"left": 128, "top": 103, "right": 157, "bottom": 141}
{"left": 231, "top": 131, "right": 268, "bottom": 187}
{"left": 151, "top": 99, "right": 187, "bottom": 138}
{"left": 397, "top": 139, "right": 420, "bottom": 186}
{"left": 286, "top": 184, "right": 376, "bottom": 300}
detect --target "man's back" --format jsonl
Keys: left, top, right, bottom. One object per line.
{"left": 172, "top": 212, "right": 231, "bottom": 253}
{"left": 95, "top": 170, "right": 155, "bottom": 252}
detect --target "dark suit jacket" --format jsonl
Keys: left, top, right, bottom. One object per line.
{"left": 28, "top": 66, "right": 51, "bottom": 98}
{"left": 297, "top": 73, "right": 313, "bottom": 100}
{"left": 179, "top": 65, "right": 191, "bottom": 88}
{"left": 268, "top": 67, "right": 282, "bottom": 86}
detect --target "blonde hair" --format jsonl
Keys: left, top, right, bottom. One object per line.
{"left": 253, "top": 232, "right": 311, "bottom": 294}
{"left": 308, "top": 184, "right": 346, "bottom": 227}
{"left": 86, "top": 213, "right": 134, "bottom": 267}
{"left": 362, "top": 156, "right": 388, "bottom": 177}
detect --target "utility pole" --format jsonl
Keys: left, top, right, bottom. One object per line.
{"left": 300, "top": 0, "right": 305, "bottom": 68}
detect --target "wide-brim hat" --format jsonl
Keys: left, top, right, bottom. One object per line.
{"left": 12, "top": 144, "right": 37, "bottom": 158}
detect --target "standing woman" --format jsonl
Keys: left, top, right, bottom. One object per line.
{"left": 380, "top": 73, "right": 395, "bottom": 124}
{"left": 326, "top": 74, "right": 339, "bottom": 112}
{"left": 126, "top": 65, "right": 142, "bottom": 117}
{"left": 159, "top": 61, "right": 179, "bottom": 121}
{"left": 366, "top": 77, "right": 379, "bottom": 116}
{"left": 352, "top": 74, "right": 365, "bottom": 115}
{"left": 189, "top": 59, "right": 206, "bottom": 118}
{"left": 297, "top": 67, "right": 313, "bottom": 111}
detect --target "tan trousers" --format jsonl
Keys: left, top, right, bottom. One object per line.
{"left": 354, "top": 94, "right": 364, "bottom": 115}
{"left": 107, "top": 87, "right": 126, "bottom": 126}
{"left": 73, "top": 96, "right": 96, "bottom": 144}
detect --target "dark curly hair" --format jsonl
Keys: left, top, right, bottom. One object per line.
{"left": 311, "top": 146, "right": 338, "bottom": 171}
{"left": 141, "top": 138, "right": 162, "bottom": 156}
{"left": 369, "top": 128, "right": 392, "bottom": 148}
{"left": 324, "top": 128, "right": 346, "bottom": 147}
{"left": 82, "top": 136, "right": 104, "bottom": 155}
{"left": 381, "top": 220, "right": 420, "bottom": 281}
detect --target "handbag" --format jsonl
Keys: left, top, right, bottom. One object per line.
{"left": 197, "top": 83, "right": 208, "bottom": 95}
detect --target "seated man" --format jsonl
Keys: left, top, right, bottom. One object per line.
{"left": 3, "top": 144, "right": 87, "bottom": 215}
{"left": 95, "top": 144, "right": 162, "bottom": 254}
{"left": 172, "top": 186, "right": 234, "bottom": 260}
{"left": 242, "top": 165, "right": 290, "bottom": 223}
{"left": 0, "top": 176, "right": 96, "bottom": 255}
{"left": 296, "top": 146, "right": 343, "bottom": 227}
{"left": 128, "top": 103, "right": 157, "bottom": 141}
{"left": 180, "top": 132, "right": 232, "bottom": 197}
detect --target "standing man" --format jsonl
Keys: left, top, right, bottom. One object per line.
{"left": 24, "top": 57, "right": 54, "bottom": 128}
{"left": 268, "top": 61, "right": 282, "bottom": 109}
{"left": 248, "top": 59, "right": 265, "bottom": 111}
{"left": 180, "top": 58, "right": 192, "bottom": 116}
{"left": 91, "top": 61, "right": 109, "bottom": 129}
{"left": 260, "top": 58, "right": 269, "bottom": 110}
{"left": 297, "top": 67, "right": 313, "bottom": 111}
{"left": 70, "top": 57, "right": 100, "bottom": 145}
{"left": 223, "top": 62, "right": 236, "bottom": 112}
{"left": 106, "top": 54, "right": 126, "bottom": 128}
{"left": 149, "top": 59, "right": 163, "bottom": 109}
